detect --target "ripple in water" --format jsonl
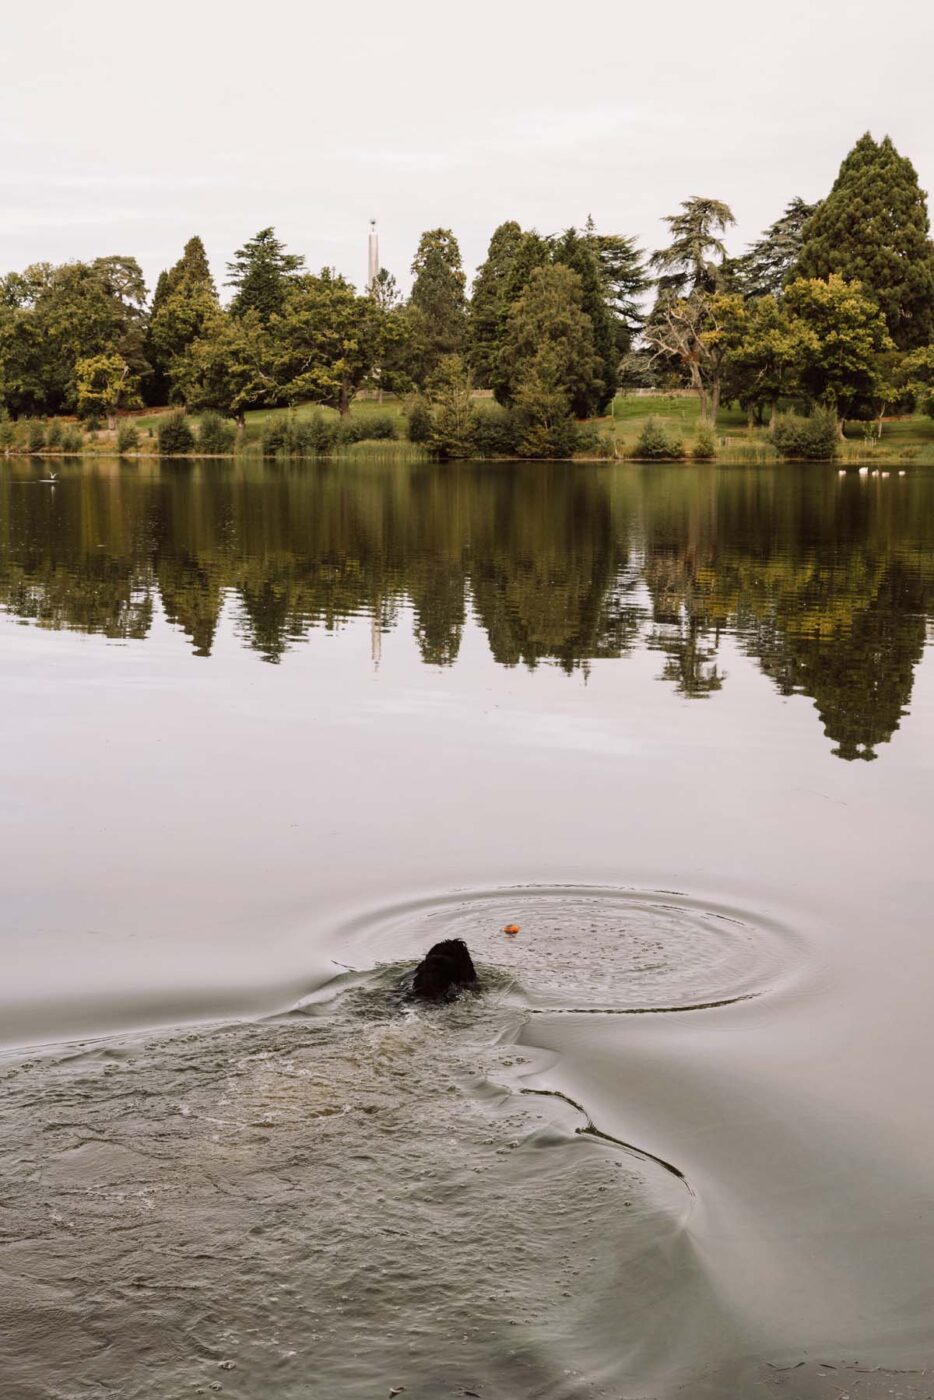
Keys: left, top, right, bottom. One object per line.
{"left": 329, "top": 884, "right": 799, "bottom": 1014}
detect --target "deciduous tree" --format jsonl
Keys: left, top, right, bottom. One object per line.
{"left": 782, "top": 274, "right": 894, "bottom": 432}
{"left": 171, "top": 309, "right": 276, "bottom": 425}
{"left": 273, "top": 270, "right": 380, "bottom": 416}
{"left": 75, "top": 352, "right": 142, "bottom": 428}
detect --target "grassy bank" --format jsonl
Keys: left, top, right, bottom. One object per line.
{"left": 3, "top": 394, "right": 934, "bottom": 465}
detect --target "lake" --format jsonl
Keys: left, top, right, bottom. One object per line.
{"left": 1, "top": 455, "right": 933, "bottom": 1399}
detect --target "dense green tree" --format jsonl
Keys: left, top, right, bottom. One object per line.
{"left": 583, "top": 214, "right": 649, "bottom": 351}
{"left": 0, "top": 256, "right": 148, "bottom": 416}
{"left": 737, "top": 197, "right": 821, "bottom": 298}
{"left": 902, "top": 345, "right": 934, "bottom": 416}
{"left": 797, "top": 133, "right": 934, "bottom": 349}
{"left": 651, "top": 197, "right": 736, "bottom": 295}
{"left": 716, "top": 293, "right": 810, "bottom": 424}
{"left": 368, "top": 267, "right": 411, "bottom": 394}
{"left": 226, "top": 228, "right": 305, "bottom": 323}
{"left": 75, "top": 352, "right": 142, "bottom": 428}
{"left": 425, "top": 354, "right": 474, "bottom": 458}
{"left": 171, "top": 309, "right": 276, "bottom": 424}
{"left": 405, "top": 229, "right": 467, "bottom": 385}
{"left": 782, "top": 274, "right": 893, "bottom": 431}
{"left": 497, "top": 264, "right": 602, "bottom": 422}
{"left": 468, "top": 221, "right": 525, "bottom": 387}
{"left": 146, "top": 236, "right": 218, "bottom": 404}
{"left": 481, "top": 228, "right": 553, "bottom": 402}
{"left": 510, "top": 346, "right": 581, "bottom": 458}
{"left": 501, "top": 230, "right": 553, "bottom": 307}
{"left": 273, "top": 269, "right": 381, "bottom": 415}
{"left": 552, "top": 227, "right": 618, "bottom": 412}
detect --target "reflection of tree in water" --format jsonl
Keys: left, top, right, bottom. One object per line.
{"left": 0, "top": 473, "right": 154, "bottom": 639}
{"left": 468, "top": 467, "right": 642, "bottom": 672}
{"left": 0, "top": 462, "right": 932, "bottom": 760}
{"left": 637, "top": 471, "right": 934, "bottom": 758}
{"left": 643, "top": 551, "right": 724, "bottom": 697}
{"left": 746, "top": 554, "right": 929, "bottom": 760}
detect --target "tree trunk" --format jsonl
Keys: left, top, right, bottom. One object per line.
{"left": 107, "top": 411, "right": 117, "bottom": 432}
{"left": 747, "top": 406, "right": 755, "bottom": 430}
{"left": 690, "top": 368, "right": 709, "bottom": 423}
{"left": 710, "top": 376, "right": 721, "bottom": 425}
{"left": 339, "top": 381, "right": 352, "bottom": 418}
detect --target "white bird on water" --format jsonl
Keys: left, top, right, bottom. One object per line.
{"left": 40, "top": 470, "right": 58, "bottom": 484}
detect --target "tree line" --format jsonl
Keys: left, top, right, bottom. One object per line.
{"left": 1, "top": 131, "right": 933, "bottom": 456}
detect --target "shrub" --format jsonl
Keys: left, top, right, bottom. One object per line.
{"left": 262, "top": 420, "right": 290, "bottom": 456}
{"left": 590, "top": 430, "right": 618, "bottom": 460}
{"left": 117, "top": 423, "right": 140, "bottom": 453}
{"left": 335, "top": 416, "right": 369, "bottom": 445}
{"left": 46, "top": 419, "right": 64, "bottom": 450}
{"left": 470, "top": 406, "right": 520, "bottom": 456}
{"left": 572, "top": 423, "right": 618, "bottom": 458}
{"left": 0, "top": 419, "right": 15, "bottom": 451}
{"left": 83, "top": 414, "right": 102, "bottom": 432}
{"left": 61, "top": 427, "right": 83, "bottom": 453}
{"left": 27, "top": 421, "right": 46, "bottom": 453}
{"left": 632, "top": 417, "right": 686, "bottom": 460}
{"left": 157, "top": 410, "right": 195, "bottom": 455}
{"left": 305, "top": 412, "right": 338, "bottom": 453}
{"left": 770, "top": 409, "right": 838, "bottom": 461}
{"left": 692, "top": 426, "right": 717, "bottom": 461}
{"left": 330, "top": 413, "right": 398, "bottom": 446}
{"left": 515, "top": 418, "right": 579, "bottom": 459}
{"left": 406, "top": 398, "right": 432, "bottom": 444}
{"left": 359, "top": 413, "right": 397, "bottom": 441}
{"left": 197, "top": 412, "right": 236, "bottom": 455}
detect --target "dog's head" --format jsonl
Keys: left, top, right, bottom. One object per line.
{"left": 411, "top": 937, "right": 478, "bottom": 1001}
{"left": 422, "top": 938, "right": 477, "bottom": 982}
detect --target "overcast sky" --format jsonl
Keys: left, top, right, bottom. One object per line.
{"left": 2, "top": 0, "right": 932, "bottom": 299}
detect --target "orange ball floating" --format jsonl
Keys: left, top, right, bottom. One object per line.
{"left": 503, "top": 923, "right": 520, "bottom": 936}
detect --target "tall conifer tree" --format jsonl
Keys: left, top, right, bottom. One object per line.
{"left": 797, "top": 133, "right": 934, "bottom": 349}
{"left": 405, "top": 228, "right": 467, "bottom": 385}
{"left": 468, "top": 221, "right": 524, "bottom": 387}
{"left": 227, "top": 228, "right": 305, "bottom": 323}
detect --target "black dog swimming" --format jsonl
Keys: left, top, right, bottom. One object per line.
{"left": 410, "top": 938, "right": 478, "bottom": 1002}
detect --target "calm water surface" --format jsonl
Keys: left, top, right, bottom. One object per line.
{"left": 1, "top": 457, "right": 933, "bottom": 1398}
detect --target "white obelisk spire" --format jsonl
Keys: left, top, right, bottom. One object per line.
{"left": 367, "top": 219, "right": 379, "bottom": 292}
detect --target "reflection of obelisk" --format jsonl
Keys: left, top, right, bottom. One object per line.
{"left": 367, "top": 219, "right": 379, "bottom": 291}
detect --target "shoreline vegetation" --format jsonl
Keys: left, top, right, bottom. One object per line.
{"left": 2, "top": 132, "right": 933, "bottom": 465}
{"left": 2, "top": 393, "right": 933, "bottom": 466}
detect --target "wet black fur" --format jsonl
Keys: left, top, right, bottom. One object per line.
{"left": 411, "top": 938, "right": 478, "bottom": 1002}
